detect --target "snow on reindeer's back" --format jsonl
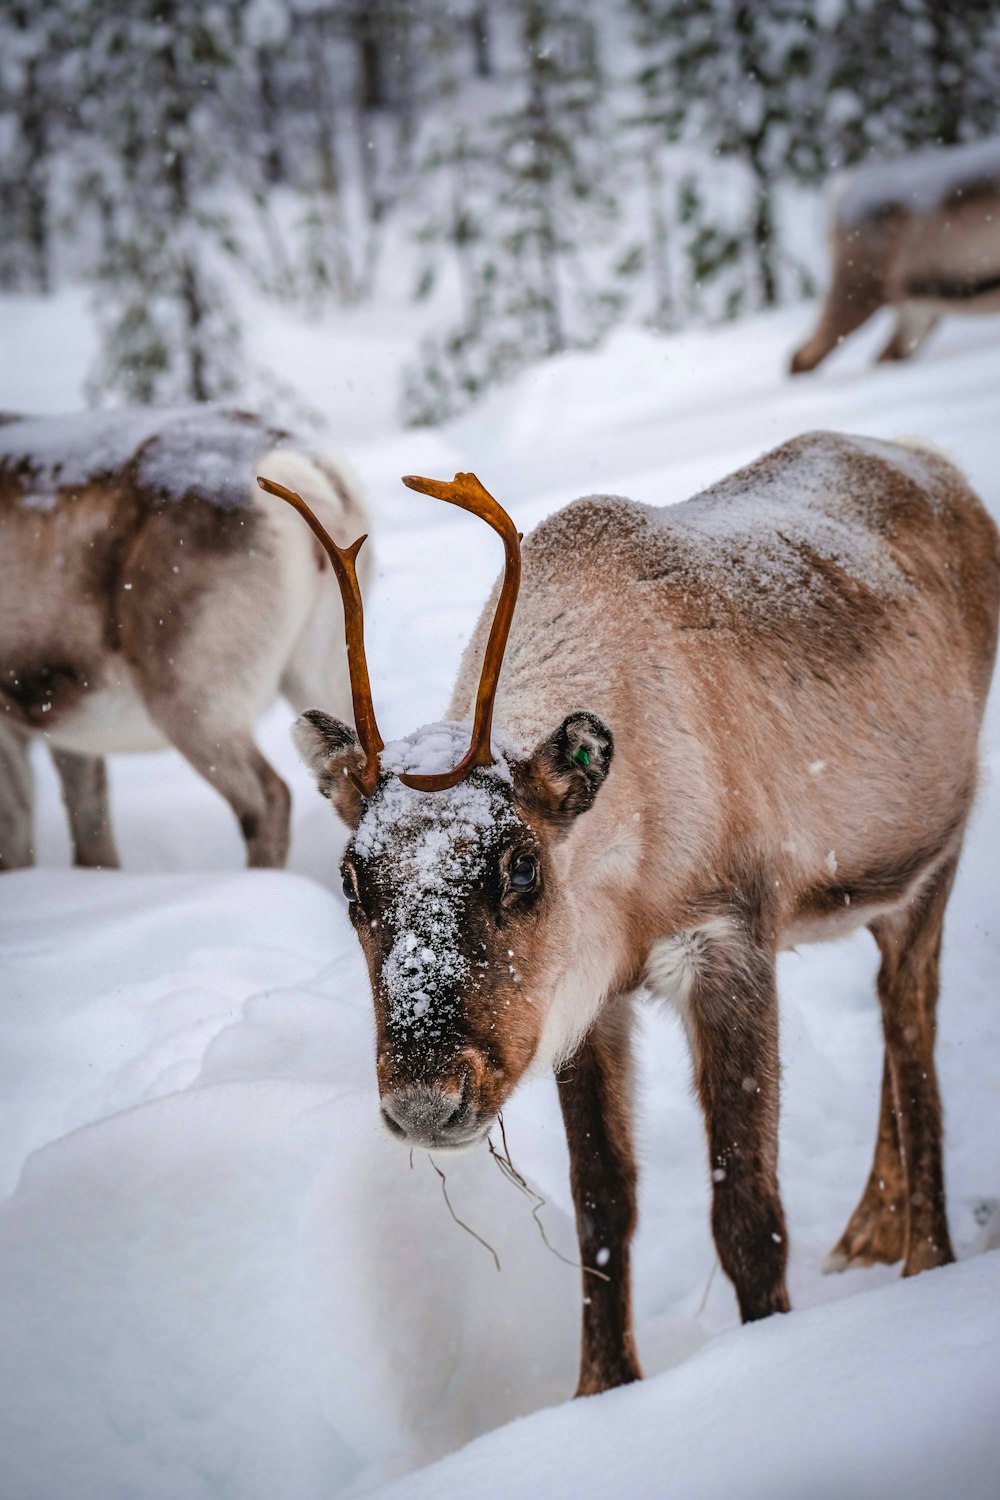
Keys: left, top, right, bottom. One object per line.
{"left": 541, "top": 432, "right": 912, "bottom": 623}
{"left": 353, "top": 723, "right": 523, "bottom": 1042}
{"left": 0, "top": 407, "right": 295, "bottom": 510}
{"left": 641, "top": 431, "right": 913, "bottom": 612}
{"left": 836, "top": 136, "right": 1000, "bottom": 228}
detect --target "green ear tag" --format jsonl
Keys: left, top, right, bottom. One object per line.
{"left": 574, "top": 746, "right": 590, "bottom": 767}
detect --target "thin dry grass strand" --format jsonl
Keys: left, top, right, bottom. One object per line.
{"left": 428, "top": 1154, "right": 501, "bottom": 1273}
{"left": 696, "top": 1257, "right": 719, "bottom": 1316}
{"left": 490, "top": 1114, "right": 611, "bottom": 1284}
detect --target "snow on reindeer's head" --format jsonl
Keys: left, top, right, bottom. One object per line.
{"left": 258, "top": 470, "right": 615, "bottom": 1151}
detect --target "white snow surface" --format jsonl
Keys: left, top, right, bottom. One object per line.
{"left": 836, "top": 135, "right": 1000, "bottom": 227}
{"left": 2, "top": 296, "right": 1000, "bottom": 1499}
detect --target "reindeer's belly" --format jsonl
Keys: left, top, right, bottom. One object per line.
{"left": 781, "top": 891, "right": 910, "bottom": 948}
{"left": 892, "top": 202, "right": 1000, "bottom": 309}
{"left": 42, "top": 673, "right": 168, "bottom": 755}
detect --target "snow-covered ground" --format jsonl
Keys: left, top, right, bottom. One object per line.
{"left": 2, "top": 296, "right": 1000, "bottom": 1499}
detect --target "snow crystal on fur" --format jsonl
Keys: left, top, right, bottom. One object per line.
{"left": 354, "top": 722, "right": 523, "bottom": 1039}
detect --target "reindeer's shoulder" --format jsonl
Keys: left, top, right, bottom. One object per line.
{"left": 524, "top": 435, "right": 910, "bottom": 616}
{"left": 639, "top": 430, "right": 974, "bottom": 612}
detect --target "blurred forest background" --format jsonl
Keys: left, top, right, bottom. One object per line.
{"left": 3, "top": 0, "right": 1000, "bottom": 425}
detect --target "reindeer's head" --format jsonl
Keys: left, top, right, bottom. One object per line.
{"left": 257, "top": 471, "right": 615, "bottom": 1150}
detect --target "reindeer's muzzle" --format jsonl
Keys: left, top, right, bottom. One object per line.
{"left": 378, "top": 1050, "right": 496, "bottom": 1150}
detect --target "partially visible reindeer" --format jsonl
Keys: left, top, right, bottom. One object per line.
{"left": 791, "top": 137, "right": 1000, "bottom": 373}
{"left": 262, "top": 433, "right": 998, "bottom": 1397}
{"left": 0, "top": 407, "right": 368, "bottom": 870}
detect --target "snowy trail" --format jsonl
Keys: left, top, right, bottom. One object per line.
{"left": 1, "top": 301, "right": 999, "bottom": 1498}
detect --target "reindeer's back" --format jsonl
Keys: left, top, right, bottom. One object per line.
{"left": 460, "top": 433, "right": 998, "bottom": 912}
{"left": 0, "top": 408, "right": 314, "bottom": 740}
{"left": 519, "top": 432, "right": 998, "bottom": 683}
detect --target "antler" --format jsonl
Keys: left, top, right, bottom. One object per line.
{"left": 398, "top": 471, "right": 521, "bottom": 792}
{"left": 256, "top": 474, "right": 383, "bottom": 796}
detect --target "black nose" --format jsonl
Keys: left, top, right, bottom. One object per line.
{"left": 380, "top": 1074, "right": 478, "bottom": 1148}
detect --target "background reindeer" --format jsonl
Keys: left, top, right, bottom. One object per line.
{"left": 0, "top": 407, "right": 368, "bottom": 871}
{"left": 791, "top": 137, "right": 1000, "bottom": 374}
{"left": 265, "top": 434, "right": 999, "bottom": 1397}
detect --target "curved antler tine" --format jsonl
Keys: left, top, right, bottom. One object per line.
{"left": 257, "top": 474, "right": 383, "bottom": 796}
{"left": 399, "top": 472, "right": 521, "bottom": 792}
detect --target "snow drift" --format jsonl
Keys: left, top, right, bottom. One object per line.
{"left": 1, "top": 301, "right": 999, "bottom": 1497}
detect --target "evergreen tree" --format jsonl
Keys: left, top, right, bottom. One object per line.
{"left": 0, "top": 3, "right": 59, "bottom": 292}
{"left": 632, "top": 0, "right": 833, "bottom": 309}
{"left": 67, "top": 0, "right": 256, "bottom": 404}
{"left": 404, "top": 0, "right": 623, "bottom": 425}
{"left": 831, "top": 0, "right": 1000, "bottom": 165}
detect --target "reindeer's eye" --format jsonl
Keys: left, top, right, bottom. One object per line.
{"left": 342, "top": 868, "right": 359, "bottom": 903}
{"left": 510, "top": 855, "right": 537, "bottom": 891}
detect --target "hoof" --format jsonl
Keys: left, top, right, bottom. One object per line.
{"left": 821, "top": 1247, "right": 850, "bottom": 1275}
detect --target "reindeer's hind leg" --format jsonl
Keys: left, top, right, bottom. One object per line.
{"left": 119, "top": 518, "right": 292, "bottom": 870}
{"left": 0, "top": 720, "right": 33, "bottom": 870}
{"left": 877, "top": 303, "right": 940, "bottom": 363}
{"left": 685, "top": 920, "right": 790, "bottom": 1322}
{"left": 51, "top": 748, "right": 120, "bottom": 868}
{"left": 823, "top": 1054, "right": 906, "bottom": 1271}
{"left": 153, "top": 712, "right": 290, "bottom": 868}
{"left": 830, "top": 856, "right": 957, "bottom": 1277}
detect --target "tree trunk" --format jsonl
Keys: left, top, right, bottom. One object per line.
{"left": 181, "top": 258, "right": 209, "bottom": 402}
{"left": 644, "top": 140, "right": 674, "bottom": 331}
{"left": 523, "top": 1, "right": 564, "bottom": 356}
{"left": 750, "top": 164, "right": 777, "bottom": 308}
{"left": 470, "top": 4, "right": 492, "bottom": 77}
{"left": 927, "top": 3, "right": 962, "bottom": 147}
{"left": 354, "top": 3, "right": 386, "bottom": 112}
{"left": 257, "top": 47, "right": 285, "bottom": 186}
{"left": 15, "top": 30, "right": 50, "bottom": 292}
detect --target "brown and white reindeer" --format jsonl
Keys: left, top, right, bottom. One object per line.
{"left": 261, "top": 431, "right": 999, "bottom": 1397}
{"left": 791, "top": 137, "right": 1000, "bottom": 374}
{"left": 0, "top": 407, "right": 368, "bottom": 870}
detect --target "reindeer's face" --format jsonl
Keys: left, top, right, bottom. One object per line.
{"left": 296, "top": 712, "right": 614, "bottom": 1150}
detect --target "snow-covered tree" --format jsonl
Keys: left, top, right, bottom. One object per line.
{"left": 65, "top": 0, "right": 256, "bottom": 404}
{"left": 0, "top": 3, "right": 60, "bottom": 292}
{"left": 404, "top": 0, "right": 624, "bottom": 425}
{"left": 632, "top": 0, "right": 834, "bottom": 310}
{"left": 830, "top": 0, "right": 1000, "bottom": 165}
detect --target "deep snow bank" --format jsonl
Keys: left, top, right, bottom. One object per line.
{"left": 376, "top": 1251, "right": 1000, "bottom": 1500}
{"left": 2, "top": 300, "right": 1000, "bottom": 1498}
{"left": 0, "top": 872, "right": 581, "bottom": 1500}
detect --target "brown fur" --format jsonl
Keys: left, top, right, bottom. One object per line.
{"left": 0, "top": 409, "right": 368, "bottom": 870}
{"left": 791, "top": 146, "right": 1000, "bottom": 374}
{"left": 296, "top": 432, "right": 999, "bottom": 1394}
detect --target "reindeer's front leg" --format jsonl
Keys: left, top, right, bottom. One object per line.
{"left": 556, "top": 996, "right": 642, "bottom": 1396}
{"left": 685, "top": 919, "right": 790, "bottom": 1322}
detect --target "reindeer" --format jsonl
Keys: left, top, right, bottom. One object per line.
{"left": 791, "top": 137, "right": 1000, "bottom": 374}
{"left": 0, "top": 407, "right": 368, "bottom": 871}
{"left": 260, "top": 432, "right": 999, "bottom": 1396}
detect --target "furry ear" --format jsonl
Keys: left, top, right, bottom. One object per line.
{"left": 292, "top": 709, "right": 369, "bottom": 829}
{"left": 516, "top": 711, "right": 614, "bottom": 825}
